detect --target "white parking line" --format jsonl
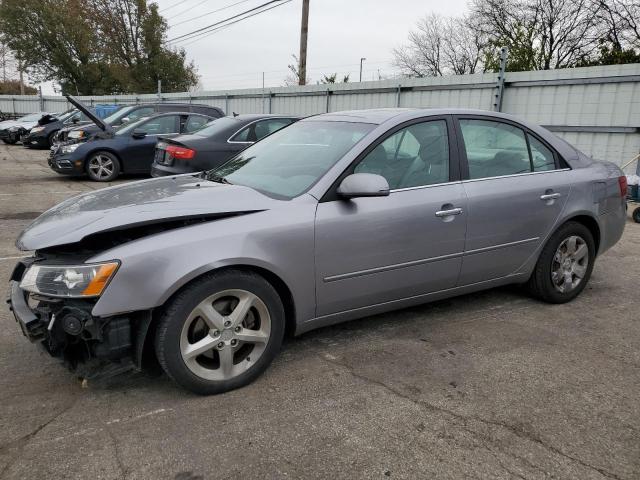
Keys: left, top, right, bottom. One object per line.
{"left": 0, "top": 191, "right": 83, "bottom": 196}
{"left": 0, "top": 255, "right": 29, "bottom": 261}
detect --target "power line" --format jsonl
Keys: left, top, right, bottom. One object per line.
{"left": 168, "top": 0, "right": 285, "bottom": 43}
{"left": 170, "top": 0, "right": 255, "bottom": 28}
{"left": 176, "top": 0, "right": 293, "bottom": 46}
{"left": 159, "top": 0, "right": 190, "bottom": 13}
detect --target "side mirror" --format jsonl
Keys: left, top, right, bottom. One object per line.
{"left": 71, "top": 117, "right": 79, "bottom": 124}
{"left": 132, "top": 128, "right": 147, "bottom": 139}
{"left": 337, "top": 173, "right": 390, "bottom": 199}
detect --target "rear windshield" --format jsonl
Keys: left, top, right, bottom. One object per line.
{"left": 190, "top": 116, "right": 239, "bottom": 136}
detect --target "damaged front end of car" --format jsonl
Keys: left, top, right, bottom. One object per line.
{"left": 8, "top": 250, "right": 152, "bottom": 380}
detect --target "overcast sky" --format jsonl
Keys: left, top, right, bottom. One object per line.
{"left": 42, "top": 0, "right": 470, "bottom": 94}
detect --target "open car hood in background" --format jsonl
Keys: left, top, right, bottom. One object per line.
{"left": 66, "top": 95, "right": 115, "bottom": 134}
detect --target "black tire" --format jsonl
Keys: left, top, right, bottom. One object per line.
{"left": 47, "top": 131, "right": 58, "bottom": 148}
{"left": 633, "top": 207, "right": 640, "bottom": 224}
{"left": 3, "top": 136, "right": 17, "bottom": 145}
{"left": 85, "top": 151, "right": 121, "bottom": 182}
{"left": 526, "top": 221, "right": 595, "bottom": 304}
{"left": 155, "top": 269, "right": 285, "bottom": 395}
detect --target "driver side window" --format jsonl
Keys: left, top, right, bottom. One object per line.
{"left": 354, "top": 120, "right": 450, "bottom": 190}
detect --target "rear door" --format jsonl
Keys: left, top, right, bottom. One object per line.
{"left": 455, "top": 116, "right": 572, "bottom": 285}
{"left": 315, "top": 117, "right": 468, "bottom": 316}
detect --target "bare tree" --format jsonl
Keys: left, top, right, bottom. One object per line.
{"left": 284, "top": 54, "right": 310, "bottom": 86}
{"left": 393, "top": 13, "right": 487, "bottom": 77}
{"left": 0, "top": 37, "right": 16, "bottom": 81}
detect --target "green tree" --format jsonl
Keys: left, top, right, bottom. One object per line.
{"left": 0, "top": 0, "right": 198, "bottom": 94}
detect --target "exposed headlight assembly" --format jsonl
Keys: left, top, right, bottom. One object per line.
{"left": 68, "top": 130, "right": 85, "bottom": 139}
{"left": 30, "top": 126, "right": 45, "bottom": 133}
{"left": 20, "top": 262, "right": 119, "bottom": 298}
{"left": 60, "top": 143, "right": 81, "bottom": 154}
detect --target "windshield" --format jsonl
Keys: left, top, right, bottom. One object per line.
{"left": 191, "top": 116, "right": 238, "bottom": 136}
{"left": 56, "top": 109, "right": 77, "bottom": 122}
{"left": 115, "top": 117, "right": 147, "bottom": 136}
{"left": 18, "top": 113, "right": 45, "bottom": 122}
{"left": 104, "top": 106, "right": 134, "bottom": 124}
{"left": 206, "top": 120, "right": 375, "bottom": 199}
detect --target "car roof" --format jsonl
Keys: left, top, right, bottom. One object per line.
{"left": 225, "top": 114, "right": 300, "bottom": 121}
{"left": 303, "top": 108, "right": 546, "bottom": 125}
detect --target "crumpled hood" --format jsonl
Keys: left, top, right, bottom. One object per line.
{"left": 0, "top": 119, "right": 36, "bottom": 130}
{"left": 17, "top": 175, "right": 275, "bottom": 251}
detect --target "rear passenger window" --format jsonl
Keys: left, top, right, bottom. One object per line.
{"left": 528, "top": 135, "right": 556, "bottom": 171}
{"left": 184, "top": 115, "right": 209, "bottom": 133}
{"left": 459, "top": 119, "right": 531, "bottom": 179}
{"left": 254, "top": 119, "right": 294, "bottom": 140}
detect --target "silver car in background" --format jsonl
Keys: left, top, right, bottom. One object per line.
{"left": 8, "top": 109, "right": 627, "bottom": 394}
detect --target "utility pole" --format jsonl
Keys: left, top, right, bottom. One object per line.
{"left": 157, "top": 80, "right": 162, "bottom": 100}
{"left": 359, "top": 57, "right": 366, "bottom": 82}
{"left": 298, "top": 0, "right": 310, "bottom": 85}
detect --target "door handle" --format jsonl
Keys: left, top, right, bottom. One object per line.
{"left": 540, "top": 193, "right": 561, "bottom": 201}
{"left": 435, "top": 207, "right": 463, "bottom": 217}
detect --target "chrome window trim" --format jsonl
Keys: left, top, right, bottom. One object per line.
{"left": 462, "top": 168, "right": 571, "bottom": 184}
{"left": 226, "top": 117, "right": 294, "bottom": 144}
{"left": 390, "top": 180, "right": 461, "bottom": 193}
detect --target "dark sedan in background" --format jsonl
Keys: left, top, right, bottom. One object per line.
{"left": 57, "top": 101, "right": 224, "bottom": 144}
{"left": 21, "top": 109, "right": 95, "bottom": 148}
{"left": 49, "top": 111, "right": 217, "bottom": 181}
{"left": 150, "top": 114, "right": 298, "bottom": 177}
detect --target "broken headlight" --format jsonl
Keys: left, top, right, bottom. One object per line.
{"left": 20, "top": 262, "right": 120, "bottom": 298}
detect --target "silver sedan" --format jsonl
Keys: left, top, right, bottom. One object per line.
{"left": 9, "top": 108, "right": 627, "bottom": 394}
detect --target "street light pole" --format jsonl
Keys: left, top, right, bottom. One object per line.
{"left": 359, "top": 57, "right": 366, "bottom": 82}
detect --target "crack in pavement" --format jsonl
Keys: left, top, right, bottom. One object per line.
{"left": 319, "top": 354, "right": 625, "bottom": 480}
{"left": 0, "top": 400, "right": 78, "bottom": 480}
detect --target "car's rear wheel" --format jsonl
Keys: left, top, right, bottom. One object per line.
{"left": 632, "top": 207, "right": 640, "bottom": 223}
{"left": 86, "top": 151, "right": 120, "bottom": 182}
{"left": 155, "top": 270, "right": 285, "bottom": 395}
{"left": 526, "top": 221, "right": 595, "bottom": 303}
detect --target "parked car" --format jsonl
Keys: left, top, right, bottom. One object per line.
{"left": 0, "top": 112, "right": 50, "bottom": 144}
{"left": 21, "top": 109, "right": 94, "bottom": 148}
{"left": 56, "top": 100, "right": 224, "bottom": 144}
{"left": 151, "top": 114, "right": 299, "bottom": 177}
{"left": 49, "top": 111, "right": 218, "bottom": 181}
{"left": 8, "top": 109, "right": 626, "bottom": 394}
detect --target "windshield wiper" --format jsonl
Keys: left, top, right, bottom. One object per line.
{"left": 206, "top": 172, "right": 232, "bottom": 184}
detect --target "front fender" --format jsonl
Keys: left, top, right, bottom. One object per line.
{"left": 88, "top": 201, "right": 317, "bottom": 325}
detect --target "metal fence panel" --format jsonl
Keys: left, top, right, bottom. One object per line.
{"left": 1, "top": 64, "right": 638, "bottom": 167}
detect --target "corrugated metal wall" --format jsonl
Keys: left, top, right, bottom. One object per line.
{"left": 1, "top": 64, "right": 638, "bottom": 170}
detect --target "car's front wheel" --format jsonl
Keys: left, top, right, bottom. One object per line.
{"left": 86, "top": 151, "right": 121, "bottom": 182}
{"left": 155, "top": 270, "right": 285, "bottom": 395}
{"left": 527, "top": 221, "right": 595, "bottom": 303}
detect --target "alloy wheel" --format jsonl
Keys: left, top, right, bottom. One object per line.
{"left": 179, "top": 289, "right": 271, "bottom": 381}
{"left": 551, "top": 235, "right": 589, "bottom": 293}
{"left": 88, "top": 154, "right": 115, "bottom": 180}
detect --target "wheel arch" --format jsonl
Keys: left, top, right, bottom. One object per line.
{"left": 561, "top": 214, "right": 601, "bottom": 255}
{"left": 138, "top": 263, "right": 297, "bottom": 371}
{"left": 84, "top": 148, "right": 124, "bottom": 172}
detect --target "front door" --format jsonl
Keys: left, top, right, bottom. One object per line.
{"left": 315, "top": 117, "right": 468, "bottom": 316}
{"left": 455, "top": 117, "right": 572, "bottom": 285}
{"left": 126, "top": 115, "right": 181, "bottom": 172}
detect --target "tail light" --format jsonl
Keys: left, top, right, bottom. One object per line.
{"left": 618, "top": 175, "right": 628, "bottom": 197}
{"left": 166, "top": 144, "right": 196, "bottom": 160}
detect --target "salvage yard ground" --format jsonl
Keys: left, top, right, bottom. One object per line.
{"left": 0, "top": 143, "right": 638, "bottom": 480}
